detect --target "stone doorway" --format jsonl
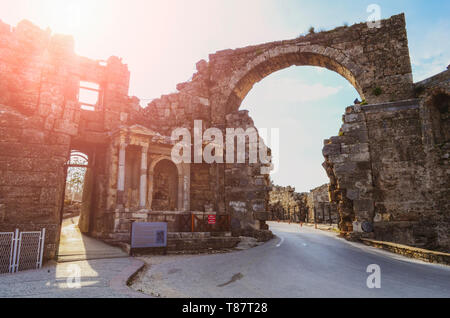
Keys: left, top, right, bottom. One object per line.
{"left": 62, "top": 151, "right": 89, "bottom": 228}
{"left": 57, "top": 150, "right": 128, "bottom": 261}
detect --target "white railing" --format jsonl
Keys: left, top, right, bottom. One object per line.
{"left": 0, "top": 228, "right": 45, "bottom": 274}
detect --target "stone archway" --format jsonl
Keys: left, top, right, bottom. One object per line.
{"left": 220, "top": 58, "right": 364, "bottom": 231}
{"left": 206, "top": 14, "right": 413, "bottom": 127}
{"left": 220, "top": 50, "right": 366, "bottom": 233}
{"left": 223, "top": 48, "right": 364, "bottom": 115}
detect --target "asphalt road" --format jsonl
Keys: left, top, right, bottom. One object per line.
{"left": 133, "top": 222, "right": 450, "bottom": 298}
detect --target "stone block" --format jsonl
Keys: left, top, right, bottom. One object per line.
{"left": 344, "top": 113, "right": 364, "bottom": 123}
{"left": 322, "top": 143, "right": 341, "bottom": 156}
{"left": 349, "top": 152, "right": 370, "bottom": 162}
{"left": 345, "top": 130, "right": 369, "bottom": 143}
{"left": 334, "top": 162, "right": 357, "bottom": 173}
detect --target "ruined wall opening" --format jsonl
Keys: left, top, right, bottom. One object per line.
{"left": 58, "top": 150, "right": 90, "bottom": 255}
{"left": 151, "top": 159, "right": 179, "bottom": 211}
{"left": 78, "top": 81, "right": 101, "bottom": 111}
{"left": 64, "top": 151, "right": 89, "bottom": 216}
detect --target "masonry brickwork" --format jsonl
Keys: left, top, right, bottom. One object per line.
{"left": 268, "top": 184, "right": 339, "bottom": 225}
{"left": 268, "top": 185, "right": 308, "bottom": 222}
{"left": 323, "top": 76, "right": 449, "bottom": 251}
{"left": 306, "top": 184, "right": 339, "bottom": 224}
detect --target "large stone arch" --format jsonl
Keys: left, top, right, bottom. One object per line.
{"left": 207, "top": 13, "right": 414, "bottom": 126}
{"left": 224, "top": 46, "right": 365, "bottom": 114}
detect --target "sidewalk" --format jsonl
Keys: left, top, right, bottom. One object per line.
{"left": 58, "top": 216, "right": 128, "bottom": 262}
{"left": 0, "top": 257, "right": 148, "bottom": 298}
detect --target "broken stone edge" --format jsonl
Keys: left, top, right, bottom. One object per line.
{"left": 109, "top": 258, "right": 151, "bottom": 298}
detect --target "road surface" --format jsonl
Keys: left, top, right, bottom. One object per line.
{"left": 132, "top": 222, "right": 450, "bottom": 298}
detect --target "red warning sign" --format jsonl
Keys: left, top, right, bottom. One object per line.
{"left": 208, "top": 215, "right": 216, "bottom": 225}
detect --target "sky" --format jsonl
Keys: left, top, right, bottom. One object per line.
{"left": 0, "top": 0, "right": 448, "bottom": 192}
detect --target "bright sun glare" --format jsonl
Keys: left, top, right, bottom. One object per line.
{"left": 40, "top": 0, "right": 100, "bottom": 37}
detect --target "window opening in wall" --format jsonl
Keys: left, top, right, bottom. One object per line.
{"left": 79, "top": 81, "right": 100, "bottom": 111}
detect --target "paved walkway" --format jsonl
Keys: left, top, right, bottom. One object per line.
{"left": 0, "top": 257, "right": 147, "bottom": 298}
{"left": 0, "top": 216, "right": 146, "bottom": 298}
{"left": 58, "top": 216, "right": 128, "bottom": 262}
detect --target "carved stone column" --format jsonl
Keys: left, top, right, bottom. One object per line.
{"left": 139, "top": 145, "right": 148, "bottom": 208}
{"left": 182, "top": 163, "right": 190, "bottom": 211}
{"left": 117, "top": 143, "right": 126, "bottom": 207}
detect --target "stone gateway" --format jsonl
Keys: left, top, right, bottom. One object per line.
{"left": 0, "top": 13, "right": 448, "bottom": 261}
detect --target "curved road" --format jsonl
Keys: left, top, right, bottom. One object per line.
{"left": 133, "top": 222, "right": 450, "bottom": 298}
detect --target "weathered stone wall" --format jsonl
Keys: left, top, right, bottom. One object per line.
{"left": 306, "top": 184, "right": 339, "bottom": 224}
{"left": 190, "top": 163, "right": 215, "bottom": 212}
{"left": 323, "top": 88, "right": 449, "bottom": 251}
{"left": 414, "top": 69, "right": 450, "bottom": 251}
{"left": 366, "top": 101, "right": 428, "bottom": 246}
{"left": 0, "top": 21, "right": 76, "bottom": 259}
{"left": 224, "top": 110, "right": 271, "bottom": 231}
{"left": 0, "top": 19, "right": 138, "bottom": 259}
{"left": 268, "top": 183, "right": 339, "bottom": 224}
{"left": 323, "top": 103, "right": 376, "bottom": 234}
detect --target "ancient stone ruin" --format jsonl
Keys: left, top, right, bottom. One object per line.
{"left": 268, "top": 185, "right": 308, "bottom": 222}
{"left": 307, "top": 184, "right": 339, "bottom": 225}
{"left": 268, "top": 184, "right": 339, "bottom": 224}
{"left": 0, "top": 13, "right": 448, "bottom": 261}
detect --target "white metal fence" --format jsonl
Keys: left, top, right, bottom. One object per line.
{"left": 0, "top": 229, "right": 45, "bottom": 274}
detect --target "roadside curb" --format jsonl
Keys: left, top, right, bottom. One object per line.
{"left": 361, "top": 238, "right": 450, "bottom": 266}
{"left": 109, "top": 258, "right": 151, "bottom": 297}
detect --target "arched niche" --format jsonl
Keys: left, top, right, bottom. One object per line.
{"left": 147, "top": 156, "right": 190, "bottom": 211}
